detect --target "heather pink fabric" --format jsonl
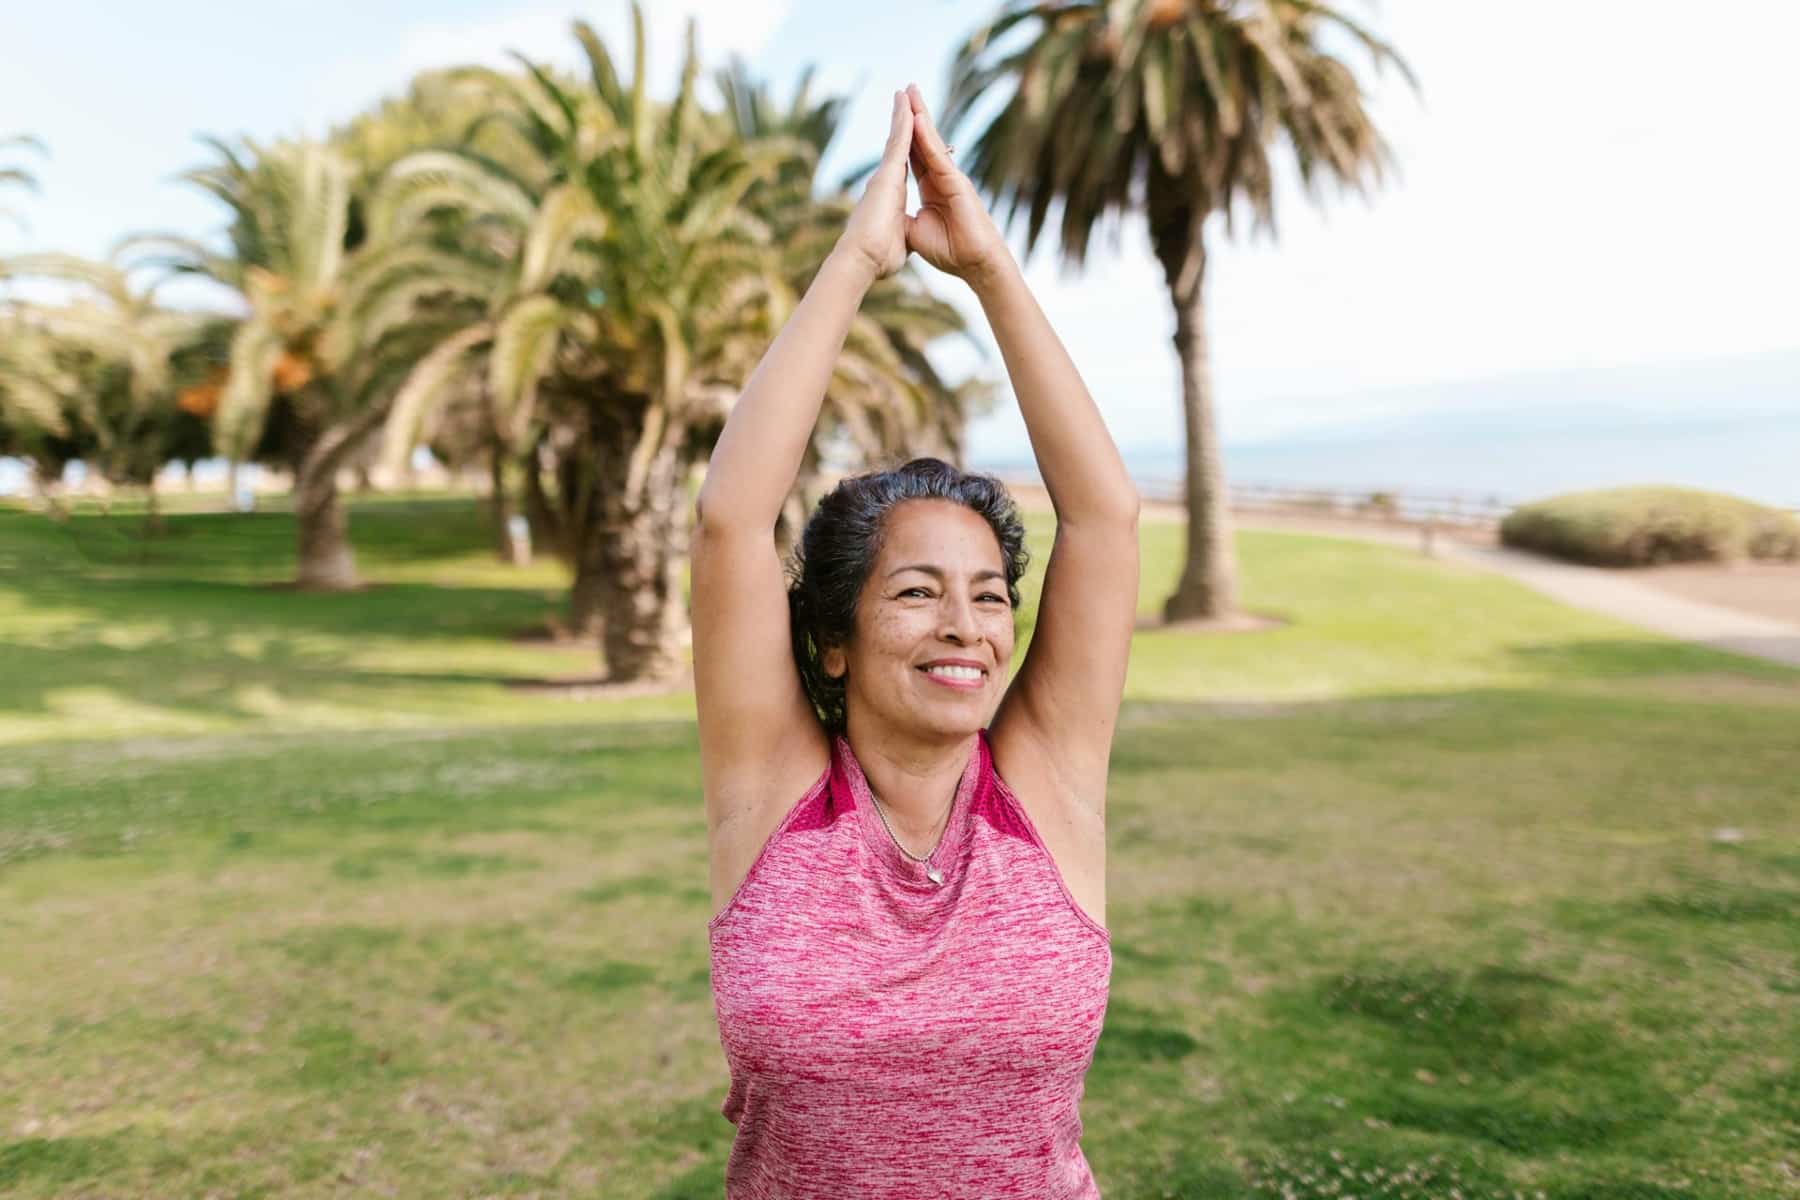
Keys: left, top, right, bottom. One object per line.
{"left": 708, "top": 725, "right": 1113, "bottom": 1198}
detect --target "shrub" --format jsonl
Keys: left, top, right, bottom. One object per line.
{"left": 1499, "top": 485, "right": 1800, "bottom": 566}
{"left": 1359, "top": 490, "right": 1400, "bottom": 519}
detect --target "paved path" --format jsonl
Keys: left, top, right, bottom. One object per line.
{"left": 1235, "top": 514, "right": 1800, "bottom": 671}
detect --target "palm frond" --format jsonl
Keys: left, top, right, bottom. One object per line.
{"left": 519, "top": 185, "right": 608, "bottom": 294}
{"left": 367, "top": 150, "right": 536, "bottom": 242}
{"left": 378, "top": 322, "right": 493, "bottom": 475}
{"left": 0, "top": 314, "right": 70, "bottom": 437}
{"left": 0, "top": 252, "right": 133, "bottom": 307}
{"left": 942, "top": 0, "right": 1414, "bottom": 277}
{"left": 215, "top": 316, "right": 282, "bottom": 459}
{"left": 488, "top": 295, "right": 569, "bottom": 447}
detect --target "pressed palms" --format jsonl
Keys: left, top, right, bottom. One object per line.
{"left": 716, "top": 57, "right": 994, "bottom": 555}
{"left": 942, "top": 0, "right": 1415, "bottom": 620}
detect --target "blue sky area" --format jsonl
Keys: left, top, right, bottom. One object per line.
{"left": 4, "top": 0, "right": 1796, "bottom": 477}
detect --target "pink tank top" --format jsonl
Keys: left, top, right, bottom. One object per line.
{"left": 708, "top": 725, "right": 1112, "bottom": 1198}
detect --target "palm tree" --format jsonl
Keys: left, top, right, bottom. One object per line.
{"left": 0, "top": 333, "right": 82, "bottom": 518}
{"left": 349, "top": 149, "right": 608, "bottom": 566}
{"left": 1, "top": 134, "right": 45, "bottom": 230}
{"left": 0, "top": 137, "right": 57, "bottom": 484}
{"left": 0, "top": 307, "right": 68, "bottom": 440}
{"left": 0, "top": 251, "right": 214, "bottom": 525}
{"left": 134, "top": 137, "right": 422, "bottom": 588}
{"left": 351, "top": 18, "right": 749, "bottom": 655}
{"left": 942, "top": 0, "right": 1416, "bottom": 620}
{"left": 352, "top": 7, "right": 987, "bottom": 678}
{"left": 0, "top": 304, "right": 82, "bottom": 513}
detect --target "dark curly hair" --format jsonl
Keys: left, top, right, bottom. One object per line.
{"left": 786, "top": 456, "right": 1030, "bottom": 736}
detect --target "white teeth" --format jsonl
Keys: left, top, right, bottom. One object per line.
{"left": 924, "top": 665, "right": 982, "bottom": 681}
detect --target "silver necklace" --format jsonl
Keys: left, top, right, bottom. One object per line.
{"left": 868, "top": 781, "right": 954, "bottom": 886}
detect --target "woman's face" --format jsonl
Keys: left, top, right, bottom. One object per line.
{"left": 823, "top": 498, "right": 1016, "bottom": 739}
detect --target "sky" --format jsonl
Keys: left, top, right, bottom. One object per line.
{"left": 4, "top": 0, "right": 1797, "bottom": 464}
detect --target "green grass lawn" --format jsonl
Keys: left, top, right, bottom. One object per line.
{"left": 2, "top": 495, "right": 1796, "bottom": 1198}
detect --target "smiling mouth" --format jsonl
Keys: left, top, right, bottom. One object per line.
{"left": 917, "top": 666, "right": 986, "bottom": 685}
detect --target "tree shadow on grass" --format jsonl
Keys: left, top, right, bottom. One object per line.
{"left": 0, "top": 570, "right": 594, "bottom": 728}
{"left": 2, "top": 498, "right": 517, "bottom": 575}
{"left": 0, "top": 629, "right": 603, "bottom": 732}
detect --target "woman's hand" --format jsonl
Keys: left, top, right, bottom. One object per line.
{"left": 902, "top": 84, "right": 1012, "bottom": 288}
{"left": 836, "top": 89, "right": 914, "bottom": 282}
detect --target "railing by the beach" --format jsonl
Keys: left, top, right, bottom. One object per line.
{"left": 1134, "top": 478, "right": 1515, "bottom": 528}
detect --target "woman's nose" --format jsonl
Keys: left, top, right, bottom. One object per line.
{"left": 938, "top": 593, "right": 980, "bottom": 643}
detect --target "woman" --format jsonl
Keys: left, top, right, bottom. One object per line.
{"left": 693, "top": 83, "right": 1140, "bottom": 1198}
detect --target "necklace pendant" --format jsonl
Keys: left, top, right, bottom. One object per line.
{"left": 926, "top": 865, "right": 944, "bottom": 885}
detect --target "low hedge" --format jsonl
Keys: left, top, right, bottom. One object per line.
{"left": 1499, "top": 485, "right": 1800, "bottom": 566}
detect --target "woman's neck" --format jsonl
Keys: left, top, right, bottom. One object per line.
{"left": 845, "top": 723, "right": 975, "bottom": 844}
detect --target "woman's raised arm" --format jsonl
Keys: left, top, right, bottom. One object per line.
{"left": 691, "top": 89, "right": 916, "bottom": 842}
{"left": 901, "top": 83, "right": 1139, "bottom": 527}
{"left": 902, "top": 84, "right": 1140, "bottom": 822}
{"left": 693, "top": 89, "right": 915, "bottom": 533}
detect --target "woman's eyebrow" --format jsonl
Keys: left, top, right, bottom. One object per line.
{"left": 885, "top": 563, "right": 1006, "bottom": 582}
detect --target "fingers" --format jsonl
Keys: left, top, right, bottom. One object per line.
{"left": 905, "top": 83, "right": 958, "bottom": 178}
{"left": 879, "top": 89, "right": 914, "bottom": 174}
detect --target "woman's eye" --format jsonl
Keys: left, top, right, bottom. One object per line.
{"left": 897, "top": 587, "right": 1005, "bottom": 602}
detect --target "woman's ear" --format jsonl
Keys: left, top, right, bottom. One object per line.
{"left": 822, "top": 643, "right": 847, "bottom": 681}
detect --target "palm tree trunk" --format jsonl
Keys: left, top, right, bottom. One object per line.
{"left": 1162, "top": 240, "right": 1239, "bottom": 621}
{"left": 556, "top": 401, "right": 689, "bottom": 682}
{"left": 488, "top": 445, "right": 519, "bottom": 563}
{"left": 555, "top": 447, "right": 607, "bottom": 640}
{"left": 294, "top": 459, "right": 358, "bottom": 590}
{"left": 290, "top": 405, "right": 389, "bottom": 591}
{"left": 143, "top": 481, "right": 165, "bottom": 537}
{"left": 595, "top": 440, "right": 689, "bottom": 682}
{"left": 29, "top": 461, "right": 67, "bottom": 521}
{"left": 567, "top": 533, "right": 607, "bottom": 640}
{"left": 521, "top": 446, "right": 566, "bottom": 565}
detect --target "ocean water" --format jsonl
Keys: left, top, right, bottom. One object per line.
{"left": 975, "top": 421, "right": 1800, "bottom": 513}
